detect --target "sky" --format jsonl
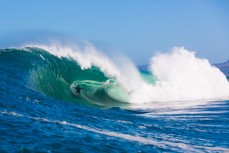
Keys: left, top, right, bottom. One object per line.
{"left": 0, "top": 0, "right": 229, "bottom": 65}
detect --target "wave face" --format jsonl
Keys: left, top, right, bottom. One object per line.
{"left": 0, "top": 45, "right": 229, "bottom": 106}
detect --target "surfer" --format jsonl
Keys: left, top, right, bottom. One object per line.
{"left": 75, "top": 85, "right": 83, "bottom": 97}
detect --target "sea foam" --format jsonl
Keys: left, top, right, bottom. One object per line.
{"left": 149, "top": 47, "right": 229, "bottom": 102}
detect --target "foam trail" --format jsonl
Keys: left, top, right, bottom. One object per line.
{"left": 1, "top": 110, "right": 229, "bottom": 152}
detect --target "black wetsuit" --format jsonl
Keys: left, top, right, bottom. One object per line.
{"left": 75, "top": 86, "right": 82, "bottom": 96}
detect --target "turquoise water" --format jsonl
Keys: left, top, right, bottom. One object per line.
{"left": 0, "top": 47, "right": 229, "bottom": 152}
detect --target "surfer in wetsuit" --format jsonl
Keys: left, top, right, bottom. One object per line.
{"left": 75, "top": 85, "right": 82, "bottom": 97}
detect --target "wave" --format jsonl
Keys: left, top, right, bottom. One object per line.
{"left": 1, "top": 44, "right": 229, "bottom": 106}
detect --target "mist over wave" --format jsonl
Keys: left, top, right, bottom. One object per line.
{"left": 17, "top": 43, "right": 229, "bottom": 104}
{"left": 149, "top": 47, "right": 229, "bottom": 102}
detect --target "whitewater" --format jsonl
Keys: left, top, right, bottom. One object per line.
{"left": 1, "top": 42, "right": 229, "bottom": 152}
{"left": 23, "top": 43, "right": 229, "bottom": 104}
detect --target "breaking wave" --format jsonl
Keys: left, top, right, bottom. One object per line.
{"left": 1, "top": 43, "right": 229, "bottom": 106}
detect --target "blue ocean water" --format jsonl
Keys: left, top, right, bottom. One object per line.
{"left": 0, "top": 47, "right": 229, "bottom": 152}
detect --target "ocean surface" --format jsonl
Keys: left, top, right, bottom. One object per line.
{"left": 1, "top": 46, "right": 229, "bottom": 152}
